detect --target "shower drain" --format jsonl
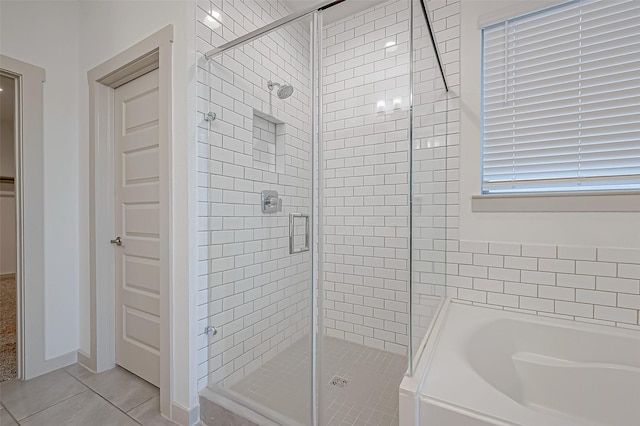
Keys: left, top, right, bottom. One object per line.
{"left": 329, "top": 375, "right": 348, "bottom": 388}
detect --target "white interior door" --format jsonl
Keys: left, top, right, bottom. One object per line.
{"left": 114, "top": 69, "right": 160, "bottom": 386}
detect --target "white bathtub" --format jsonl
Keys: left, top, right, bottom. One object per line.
{"left": 400, "top": 300, "right": 640, "bottom": 426}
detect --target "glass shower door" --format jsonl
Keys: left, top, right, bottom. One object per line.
{"left": 201, "top": 14, "right": 315, "bottom": 426}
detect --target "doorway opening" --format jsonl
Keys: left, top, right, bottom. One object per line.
{"left": 0, "top": 73, "right": 17, "bottom": 382}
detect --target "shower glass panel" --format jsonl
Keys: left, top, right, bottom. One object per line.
{"left": 409, "top": 0, "right": 451, "bottom": 371}
{"left": 318, "top": 0, "right": 413, "bottom": 424}
{"left": 199, "top": 0, "right": 450, "bottom": 423}
{"left": 203, "top": 14, "right": 315, "bottom": 426}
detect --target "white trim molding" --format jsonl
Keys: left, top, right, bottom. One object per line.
{"left": 86, "top": 25, "right": 174, "bottom": 421}
{"left": 476, "top": 0, "right": 567, "bottom": 28}
{"left": 472, "top": 191, "right": 640, "bottom": 213}
{"left": 0, "top": 55, "right": 77, "bottom": 379}
{"left": 172, "top": 402, "right": 200, "bottom": 426}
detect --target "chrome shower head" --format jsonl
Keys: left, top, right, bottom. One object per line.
{"left": 267, "top": 80, "right": 294, "bottom": 99}
{"left": 277, "top": 83, "right": 294, "bottom": 99}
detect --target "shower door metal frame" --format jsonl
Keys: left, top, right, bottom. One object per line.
{"left": 313, "top": 11, "right": 323, "bottom": 426}
{"left": 203, "top": 0, "right": 345, "bottom": 60}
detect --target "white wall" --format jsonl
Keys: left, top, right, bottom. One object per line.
{"left": 1, "top": 76, "right": 17, "bottom": 275}
{"left": 76, "top": 0, "right": 198, "bottom": 416}
{"left": 0, "top": 77, "right": 15, "bottom": 177}
{"left": 0, "top": 1, "right": 80, "bottom": 359}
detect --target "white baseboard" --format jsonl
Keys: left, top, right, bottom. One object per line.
{"left": 25, "top": 350, "right": 77, "bottom": 380}
{"left": 172, "top": 401, "right": 200, "bottom": 426}
{"left": 76, "top": 350, "right": 95, "bottom": 372}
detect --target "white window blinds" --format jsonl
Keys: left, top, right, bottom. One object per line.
{"left": 482, "top": 0, "right": 640, "bottom": 193}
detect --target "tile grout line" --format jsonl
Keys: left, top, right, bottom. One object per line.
{"left": 124, "top": 393, "right": 160, "bottom": 416}
{"left": 15, "top": 389, "right": 91, "bottom": 424}
{"left": 1, "top": 368, "right": 90, "bottom": 423}
{"left": 1, "top": 402, "right": 20, "bottom": 425}
{"left": 62, "top": 368, "right": 144, "bottom": 425}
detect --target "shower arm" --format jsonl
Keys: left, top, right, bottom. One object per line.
{"left": 267, "top": 81, "right": 281, "bottom": 91}
{"left": 419, "top": 0, "right": 449, "bottom": 92}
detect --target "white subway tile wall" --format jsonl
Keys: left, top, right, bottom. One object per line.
{"left": 448, "top": 243, "right": 640, "bottom": 328}
{"left": 252, "top": 114, "right": 278, "bottom": 173}
{"left": 196, "top": 0, "right": 313, "bottom": 390}
{"left": 322, "top": 0, "right": 411, "bottom": 355}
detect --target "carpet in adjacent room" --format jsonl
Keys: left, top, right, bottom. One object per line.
{"left": 0, "top": 274, "right": 17, "bottom": 382}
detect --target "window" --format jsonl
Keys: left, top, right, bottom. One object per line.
{"left": 481, "top": 0, "right": 640, "bottom": 194}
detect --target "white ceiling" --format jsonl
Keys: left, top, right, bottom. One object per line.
{"left": 282, "top": 0, "right": 389, "bottom": 25}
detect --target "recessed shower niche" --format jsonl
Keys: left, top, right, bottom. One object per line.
{"left": 252, "top": 110, "right": 285, "bottom": 173}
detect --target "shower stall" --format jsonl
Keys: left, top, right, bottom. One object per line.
{"left": 196, "top": 0, "right": 454, "bottom": 424}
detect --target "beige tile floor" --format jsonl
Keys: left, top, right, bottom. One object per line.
{"left": 231, "top": 336, "right": 407, "bottom": 426}
{"left": 0, "top": 364, "right": 177, "bottom": 425}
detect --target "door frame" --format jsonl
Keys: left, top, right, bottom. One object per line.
{"left": 86, "top": 25, "right": 173, "bottom": 418}
{"left": 0, "top": 55, "right": 74, "bottom": 380}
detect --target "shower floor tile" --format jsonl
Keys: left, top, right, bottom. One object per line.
{"left": 230, "top": 336, "right": 407, "bottom": 426}
{"left": 230, "top": 337, "right": 312, "bottom": 425}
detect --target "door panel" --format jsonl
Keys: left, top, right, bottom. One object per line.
{"left": 123, "top": 89, "right": 159, "bottom": 129}
{"left": 124, "top": 204, "right": 160, "bottom": 236}
{"left": 114, "top": 69, "right": 160, "bottom": 386}
{"left": 123, "top": 146, "right": 160, "bottom": 184}
{"left": 123, "top": 306, "right": 160, "bottom": 350}
{"left": 124, "top": 256, "right": 160, "bottom": 294}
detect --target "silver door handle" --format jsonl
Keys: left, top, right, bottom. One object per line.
{"left": 289, "top": 213, "right": 310, "bottom": 254}
{"left": 110, "top": 237, "right": 122, "bottom": 246}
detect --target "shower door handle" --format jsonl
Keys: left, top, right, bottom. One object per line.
{"left": 289, "top": 213, "right": 310, "bottom": 254}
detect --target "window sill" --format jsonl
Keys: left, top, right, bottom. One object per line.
{"left": 472, "top": 191, "right": 640, "bottom": 213}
